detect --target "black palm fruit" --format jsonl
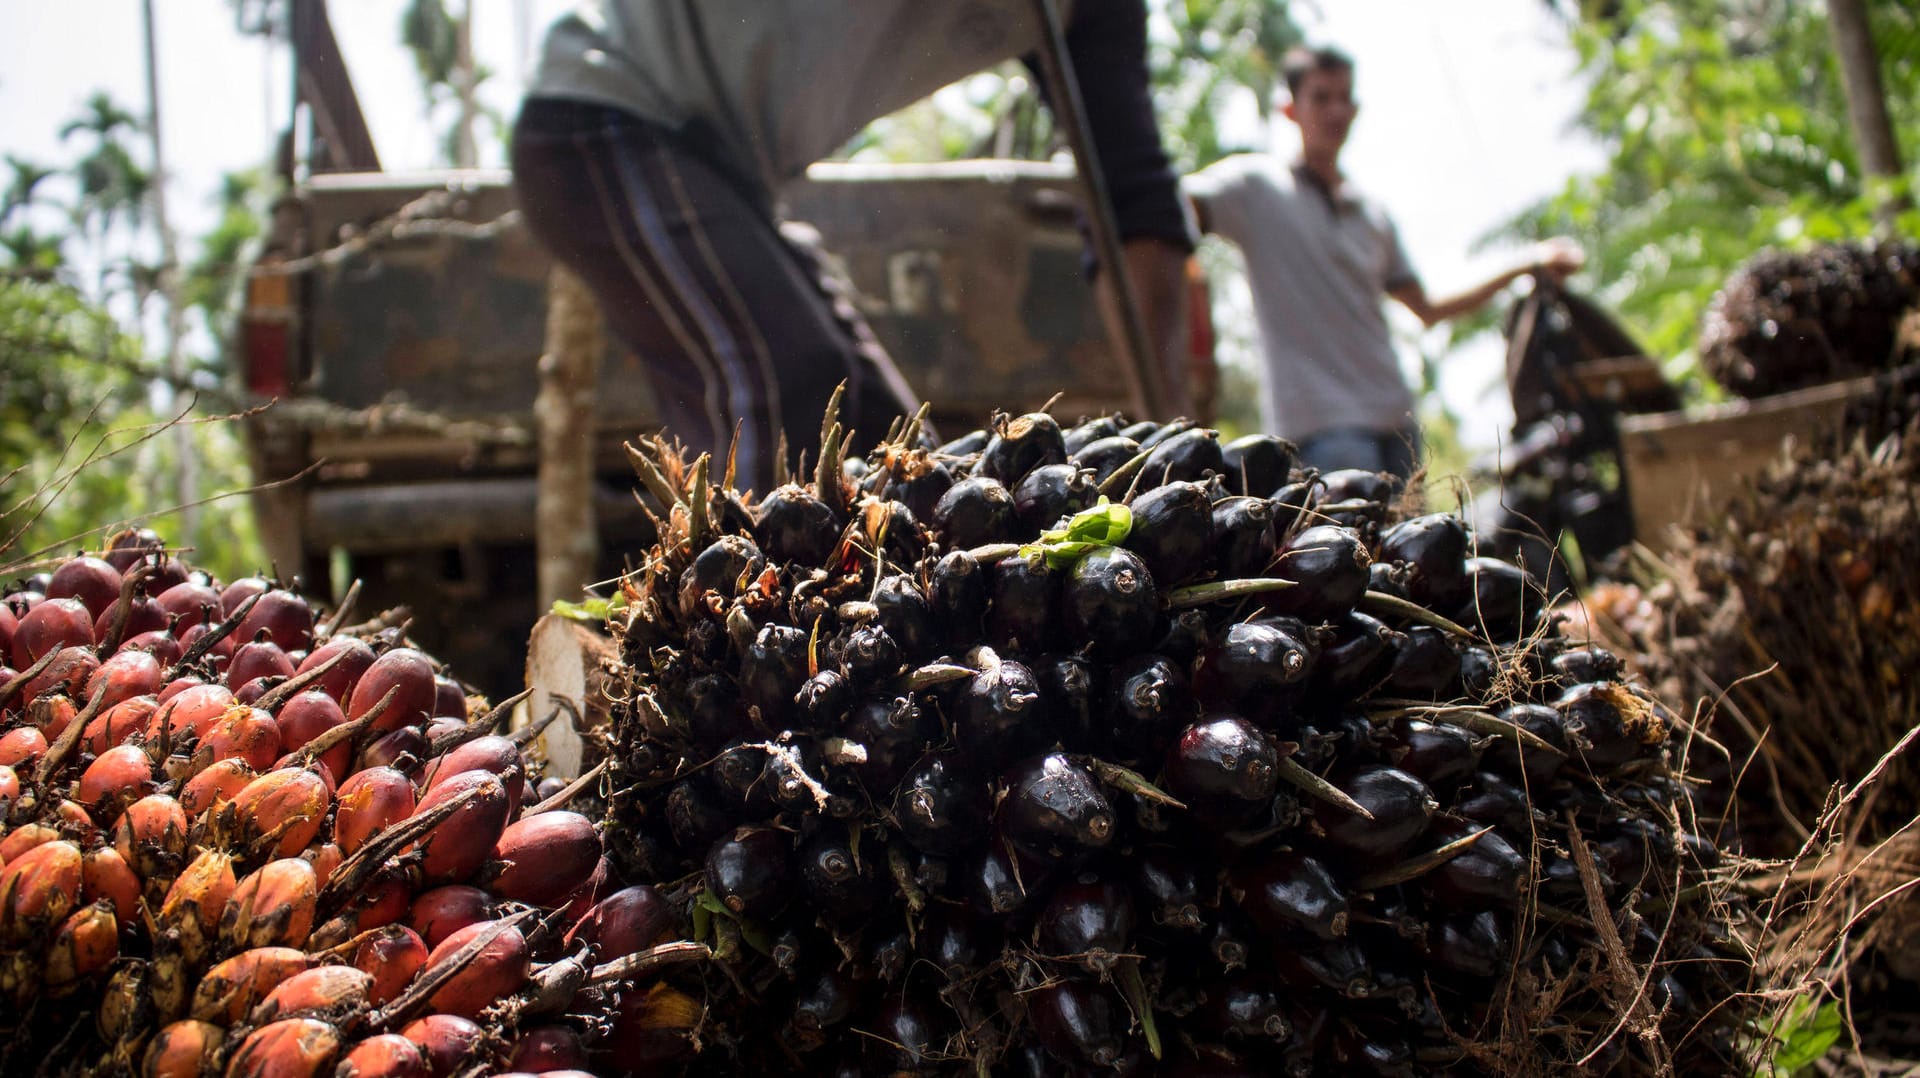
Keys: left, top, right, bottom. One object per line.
{"left": 706, "top": 825, "right": 794, "bottom": 920}
{"left": 795, "top": 668, "right": 851, "bottom": 731}
{"left": 1330, "top": 1025, "right": 1417, "bottom": 1077}
{"left": 1487, "top": 702, "right": 1570, "bottom": 786}
{"left": 1265, "top": 524, "right": 1370, "bottom": 621}
{"left": 1142, "top": 426, "right": 1226, "bottom": 486}
{"left": 1028, "top": 978, "right": 1126, "bottom": 1068}
{"left": 955, "top": 654, "right": 1050, "bottom": 765}
{"left": 1368, "top": 559, "right": 1412, "bottom": 600}
{"left": 836, "top": 622, "right": 903, "bottom": 686}
{"left": 1381, "top": 625, "right": 1459, "bottom": 698}
{"left": 928, "top": 549, "right": 989, "bottom": 649}
{"left": 714, "top": 485, "right": 756, "bottom": 535}
{"left": 1134, "top": 846, "right": 1203, "bottom": 930}
{"left": 1377, "top": 513, "right": 1471, "bottom": 609}
{"left": 666, "top": 776, "right": 733, "bottom": 855}
{"left": 790, "top": 966, "right": 861, "bottom": 1039}
{"left": 1271, "top": 477, "right": 1320, "bottom": 540}
{"left": 858, "top": 995, "right": 940, "bottom": 1072}
{"left": 1038, "top": 876, "right": 1135, "bottom": 971}
{"left": 882, "top": 451, "right": 955, "bottom": 524}
{"left": 1000, "top": 753, "right": 1116, "bottom": 862}
{"left": 1221, "top": 433, "right": 1297, "bottom": 498}
{"left": 740, "top": 623, "right": 810, "bottom": 729}
{"left": 765, "top": 740, "right": 852, "bottom": 817}
{"left": 798, "top": 826, "right": 883, "bottom": 924}
{"left": 1063, "top": 414, "right": 1123, "bottom": 455}
{"left": 679, "top": 533, "right": 765, "bottom": 620}
{"left": 1550, "top": 643, "right": 1623, "bottom": 687}
{"left": 1106, "top": 653, "right": 1195, "bottom": 759}
{"left": 842, "top": 694, "right": 928, "bottom": 793}
{"left": 1313, "top": 765, "right": 1436, "bottom": 862}
{"left": 1193, "top": 619, "right": 1317, "bottom": 722}
{"left": 1122, "top": 481, "right": 1214, "bottom": 586}
{"left": 1164, "top": 715, "right": 1279, "bottom": 825}
{"left": 1119, "top": 418, "right": 1164, "bottom": 443}
{"left": 712, "top": 740, "right": 777, "bottom": 814}
{"left": 1425, "top": 819, "right": 1527, "bottom": 907}
{"left": 1425, "top": 909, "right": 1510, "bottom": 980}
{"left": 1069, "top": 435, "right": 1144, "bottom": 485}
{"left": 869, "top": 573, "right": 935, "bottom": 663}
{"left": 1152, "top": 607, "right": 1212, "bottom": 667}
{"left": 937, "top": 428, "right": 991, "bottom": 457}
{"left": 932, "top": 475, "right": 1019, "bottom": 550}
{"left": 1319, "top": 468, "right": 1397, "bottom": 505}
{"left": 894, "top": 754, "right": 989, "bottom": 856}
{"left": 755, "top": 483, "right": 843, "bottom": 567}
{"left": 975, "top": 411, "right": 1068, "bottom": 486}
{"left": 1311, "top": 611, "right": 1398, "bottom": 697}
{"left": 1456, "top": 770, "right": 1545, "bottom": 832}
{"left": 918, "top": 904, "right": 997, "bottom": 975}
{"left": 971, "top": 840, "right": 1038, "bottom": 917}
{"left": 1013, "top": 463, "right": 1099, "bottom": 534}
{"left": 1272, "top": 938, "right": 1375, "bottom": 998}
{"left": 986, "top": 554, "right": 1061, "bottom": 655}
{"left": 863, "top": 497, "right": 928, "bottom": 566}
{"left": 1379, "top": 718, "right": 1484, "bottom": 793}
{"left": 1211, "top": 496, "right": 1278, "bottom": 578}
{"left": 1452, "top": 555, "right": 1547, "bottom": 642}
{"left": 681, "top": 671, "right": 751, "bottom": 748}
{"left": 1039, "top": 654, "right": 1099, "bottom": 752}
{"left": 1456, "top": 643, "right": 1500, "bottom": 698}
{"left": 1200, "top": 975, "right": 1290, "bottom": 1041}
{"left": 1558, "top": 680, "right": 1662, "bottom": 773}
{"left": 1232, "top": 850, "right": 1350, "bottom": 941}
{"left": 1062, "top": 546, "right": 1158, "bottom": 657}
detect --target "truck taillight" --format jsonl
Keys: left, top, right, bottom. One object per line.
{"left": 242, "top": 267, "right": 296, "bottom": 397}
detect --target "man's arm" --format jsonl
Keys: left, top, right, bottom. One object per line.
{"left": 1389, "top": 237, "right": 1586, "bottom": 328}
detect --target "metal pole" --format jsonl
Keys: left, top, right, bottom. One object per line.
{"left": 1027, "top": 0, "right": 1168, "bottom": 420}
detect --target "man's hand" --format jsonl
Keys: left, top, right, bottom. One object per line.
{"left": 1529, "top": 237, "right": 1587, "bottom": 282}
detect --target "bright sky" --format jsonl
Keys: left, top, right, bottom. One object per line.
{"left": 0, "top": 1, "right": 1600, "bottom": 449}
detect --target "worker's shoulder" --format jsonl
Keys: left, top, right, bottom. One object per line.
{"left": 1185, "top": 152, "right": 1293, "bottom": 196}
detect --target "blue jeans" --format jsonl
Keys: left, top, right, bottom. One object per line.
{"left": 1298, "top": 425, "right": 1421, "bottom": 484}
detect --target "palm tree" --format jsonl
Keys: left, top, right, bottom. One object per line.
{"left": 60, "top": 92, "right": 152, "bottom": 300}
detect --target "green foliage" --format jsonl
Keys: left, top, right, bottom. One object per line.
{"left": 1748, "top": 994, "right": 1845, "bottom": 1076}
{"left": 1149, "top": 0, "right": 1301, "bottom": 171}
{"left": 1503, "top": 0, "right": 1920, "bottom": 392}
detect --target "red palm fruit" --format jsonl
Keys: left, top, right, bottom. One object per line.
{"left": 0, "top": 763, "right": 17, "bottom": 802}
{"left": 235, "top": 590, "right": 315, "bottom": 654}
{"left": 47, "top": 556, "right": 122, "bottom": 619}
{"left": 80, "top": 744, "right": 158, "bottom": 810}
{"left": 277, "top": 689, "right": 351, "bottom": 779}
{"left": 558, "top": 857, "right": 611, "bottom": 925}
{"left": 334, "top": 767, "right": 417, "bottom": 855}
{"left": 45, "top": 901, "right": 118, "bottom": 988}
{"left": 195, "top": 704, "right": 282, "bottom": 772}
{"left": 305, "top": 842, "right": 343, "bottom": 889}
{"left": 424, "top": 718, "right": 466, "bottom": 744}
{"left": 225, "top": 766, "right": 331, "bottom": 858}
{"left": 355, "top": 725, "right": 429, "bottom": 774}
{"left": 88, "top": 648, "right": 164, "bottom": 711}
{"left": 176, "top": 622, "right": 234, "bottom": 672}
{"left": 228, "top": 639, "right": 296, "bottom": 695}
{"left": 422, "top": 918, "right": 530, "bottom": 1019}
{"left": 296, "top": 637, "right": 377, "bottom": 705}
{"left": 220, "top": 575, "right": 270, "bottom": 617}
{"left": 484, "top": 811, "right": 600, "bottom": 907}
{"left": 112, "top": 793, "right": 190, "bottom": 890}
{"left": 0, "top": 822, "right": 58, "bottom": 862}
{"left": 160, "top": 849, "right": 238, "bottom": 965}
{"left": 84, "top": 695, "right": 160, "bottom": 755}
{"left": 400, "top": 1014, "right": 483, "bottom": 1078}
{"left": 22, "top": 644, "right": 100, "bottom": 704}
{"left": 432, "top": 676, "right": 468, "bottom": 720}
{"left": 11, "top": 597, "right": 93, "bottom": 667}
{"left": 157, "top": 674, "right": 202, "bottom": 702}
{"left": 0, "top": 725, "right": 47, "bottom": 766}
{"left": 155, "top": 580, "right": 222, "bottom": 632}
{"left": 0, "top": 839, "right": 83, "bottom": 942}
{"left": 179, "top": 758, "right": 256, "bottom": 818}
{"left": 219, "top": 857, "right": 319, "bottom": 951}
{"left": 121, "top": 628, "right": 184, "bottom": 667}
{"left": 311, "top": 873, "right": 412, "bottom": 947}
{"left": 102, "top": 527, "right": 165, "bottom": 570}
{"left": 81, "top": 845, "right": 142, "bottom": 922}
{"left": 143, "top": 1020, "right": 225, "bottom": 1078}
{"left": 509, "top": 1026, "right": 588, "bottom": 1073}
{"left": 49, "top": 797, "right": 96, "bottom": 834}
{"left": 226, "top": 1017, "right": 342, "bottom": 1078}
{"left": 28, "top": 693, "right": 79, "bottom": 740}
{"left": 408, "top": 885, "right": 492, "bottom": 949}
{"left": 0, "top": 603, "right": 15, "bottom": 660}
{"left": 250, "top": 965, "right": 375, "bottom": 1024}
{"left": 191, "top": 946, "right": 313, "bottom": 1022}
{"left": 155, "top": 683, "right": 236, "bottom": 739}
{"left": 408, "top": 770, "right": 512, "bottom": 883}
{"left": 348, "top": 647, "right": 437, "bottom": 735}
{"left": 420, "top": 736, "right": 526, "bottom": 816}
{"left": 352, "top": 924, "right": 429, "bottom": 1006}
{"left": 94, "top": 592, "right": 168, "bottom": 647}
{"left": 336, "top": 1034, "right": 432, "bottom": 1078}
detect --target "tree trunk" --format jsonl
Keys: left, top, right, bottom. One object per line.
{"left": 453, "top": 0, "right": 478, "bottom": 168}
{"left": 144, "top": 0, "right": 197, "bottom": 545}
{"left": 1826, "top": 0, "right": 1911, "bottom": 233}
{"left": 534, "top": 264, "right": 604, "bottom": 611}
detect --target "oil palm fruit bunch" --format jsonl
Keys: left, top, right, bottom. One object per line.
{"left": 593, "top": 396, "right": 1751, "bottom": 1075}
{"left": 0, "top": 534, "right": 705, "bottom": 1077}
{"left": 1699, "top": 239, "right": 1920, "bottom": 398}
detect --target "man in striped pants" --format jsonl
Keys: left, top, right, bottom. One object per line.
{"left": 511, "top": 0, "right": 1195, "bottom": 492}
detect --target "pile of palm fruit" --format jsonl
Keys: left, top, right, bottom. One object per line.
{"left": 591, "top": 398, "right": 1752, "bottom": 1075}
{"left": 1698, "top": 240, "right": 1919, "bottom": 398}
{"left": 0, "top": 530, "right": 699, "bottom": 1077}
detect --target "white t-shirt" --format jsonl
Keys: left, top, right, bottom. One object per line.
{"left": 1185, "top": 153, "right": 1420, "bottom": 442}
